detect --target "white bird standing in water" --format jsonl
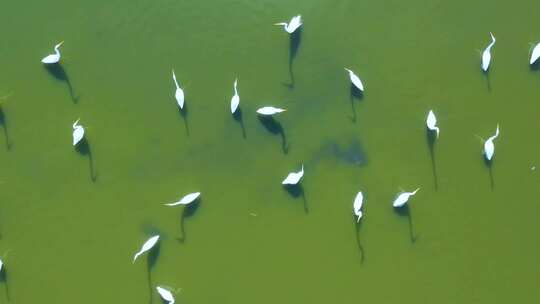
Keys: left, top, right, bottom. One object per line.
{"left": 282, "top": 164, "right": 304, "bottom": 185}
{"left": 275, "top": 15, "right": 302, "bottom": 34}
{"left": 172, "top": 70, "right": 185, "bottom": 109}
{"left": 344, "top": 68, "right": 364, "bottom": 92}
{"left": 72, "top": 119, "right": 85, "bottom": 146}
{"left": 133, "top": 235, "right": 160, "bottom": 263}
{"left": 353, "top": 191, "right": 364, "bottom": 222}
{"left": 165, "top": 192, "right": 201, "bottom": 207}
{"left": 256, "top": 106, "right": 286, "bottom": 116}
{"left": 530, "top": 42, "right": 540, "bottom": 65}
{"left": 426, "top": 110, "right": 440, "bottom": 138}
{"left": 483, "top": 124, "right": 500, "bottom": 161}
{"left": 481, "top": 32, "right": 496, "bottom": 72}
{"left": 156, "top": 286, "right": 175, "bottom": 304}
{"left": 230, "top": 79, "right": 240, "bottom": 114}
{"left": 41, "top": 41, "right": 64, "bottom": 64}
{"left": 393, "top": 189, "right": 420, "bottom": 208}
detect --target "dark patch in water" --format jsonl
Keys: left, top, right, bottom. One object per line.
{"left": 309, "top": 139, "right": 367, "bottom": 166}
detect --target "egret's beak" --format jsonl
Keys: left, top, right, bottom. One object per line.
{"left": 57, "top": 41, "right": 64, "bottom": 48}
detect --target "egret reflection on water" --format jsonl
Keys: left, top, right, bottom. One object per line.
{"left": 41, "top": 41, "right": 64, "bottom": 64}
{"left": 353, "top": 191, "right": 365, "bottom": 262}
{"left": 393, "top": 189, "right": 420, "bottom": 243}
{"left": 426, "top": 110, "right": 440, "bottom": 190}
{"left": 481, "top": 32, "right": 496, "bottom": 72}
{"left": 165, "top": 192, "right": 201, "bottom": 242}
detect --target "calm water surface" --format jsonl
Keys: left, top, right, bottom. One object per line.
{"left": 1, "top": 0, "right": 540, "bottom": 303}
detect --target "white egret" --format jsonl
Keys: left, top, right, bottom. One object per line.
{"left": 72, "top": 119, "right": 85, "bottom": 146}
{"left": 230, "top": 79, "right": 240, "bottom": 114}
{"left": 275, "top": 15, "right": 302, "bottom": 34}
{"left": 483, "top": 124, "right": 500, "bottom": 161}
{"left": 256, "top": 106, "right": 286, "bottom": 116}
{"left": 481, "top": 32, "right": 496, "bottom": 72}
{"left": 530, "top": 42, "right": 540, "bottom": 65}
{"left": 426, "top": 110, "right": 439, "bottom": 138}
{"left": 392, "top": 189, "right": 420, "bottom": 208}
{"left": 0, "top": 258, "right": 3, "bottom": 272}
{"left": 282, "top": 164, "right": 304, "bottom": 185}
{"left": 133, "top": 235, "right": 160, "bottom": 263}
{"left": 165, "top": 192, "right": 201, "bottom": 206}
{"left": 156, "top": 286, "right": 175, "bottom": 304}
{"left": 172, "top": 70, "right": 185, "bottom": 109}
{"left": 353, "top": 191, "right": 364, "bottom": 222}
{"left": 344, "top": 68, "right": 364, "bottom": 92}
{"left": 41, "top": 41, "right": 64, "bottom": 64}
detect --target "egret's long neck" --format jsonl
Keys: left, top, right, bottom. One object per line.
{"left": 233, "top": 81, "right": 238, "bottom": 95}
{"left": 54, "top": 46, "right": 61, "bottom": 57}
{"left": 173, "top": 74, "right": 180, "bottom": 89}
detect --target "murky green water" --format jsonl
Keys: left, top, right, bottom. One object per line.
{"left": 1, "top": 0, "right": 540, "bottom": 303}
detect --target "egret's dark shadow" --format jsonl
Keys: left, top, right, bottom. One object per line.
{"left": 258, "top": 116, "right": 288, "bottom": 154}
{"left": 284, "top": 28, "right": 302, "bottom": 89}
{"left": 0, "top": 108, "right": 11, "bottom": 150}
{"left": 177, "top": 201, "right": 201, "bottom": 243}
{"left": 75, "top": 138, "right": 97, "bottom": 182}
{"left": 426, "top": 128, "right": 438, "bottom": 190}
{"left": 394, "top": 205, "right": 417, "bottom": 243}
{"left": 530, "top": 60, "right": 540, "bottom": 71}
{"left": 233, "top": 108, "right": 246, "bottom": 139}
{"left": 0, "top": 267, "right": 10, "bottom": 301}
{"left": 283, "top": 184, "right": 308, "bottom": 214}
{"left": 177, "top": 104, "right": 190, "bottom": 136}
{"left": 483, "top": 156, "right": 495, "bottom": 190}
{"left": 353, "top": 216, "right": 365, "bottom": 264}
{"left": 146, "top": 242, "right": 161, "bottom": 304}
{"left": 44, "top": 64, "right": 79, "bottom": 103}
{"left": 482, "top": 69, "right": 492, "bottom": 92}
{"left": 349, "top": 84, "right": 364, "bottom": 122}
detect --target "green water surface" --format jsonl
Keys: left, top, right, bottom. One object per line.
{"left": 1, "top": 0, "right": 540, "bottom": 303}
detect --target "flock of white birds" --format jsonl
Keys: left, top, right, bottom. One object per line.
{"left": 34, "top": 13, "right": 540, "bottom": 303}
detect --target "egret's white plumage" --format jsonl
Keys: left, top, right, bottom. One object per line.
{"left": 344, "top": 68, "right": 364, "bottom": 92}
{"left": 353, "top": 191, "right": 364, "bottom": 222}
{"left": 275, "top": 15, "right": 302, "bottom": 34}
{"left": 393, "top": 189, "right": 420, "bottom": 208}
{"left": 156, "top": 286, "right": 175, "bottom": 304}
{"left": 481, "top": 32, "right": 496, "bottom": 72}
{"left": 0, "top": 258, "right": 3, "bottom": 272}
{"left": 172, "top": 70, "right": 185, "bottom": 109}
{"left": 426, "top": 110, "right": 439, "bottom": 138}
{"left": 72, "top": 119, "right": 85, "bottom": 146}
{"left": 282, "top": 164, "right": 304, "bottom": 185}
{"left": 530, "top": 42, "right": 540, "bottom": 65}
{"left": 165, "top": 192, "right": 201, "bottom": 206}
{"left": 256, "top": 106, "right": 286, "bottom": 116}
{"left": 41, "top": 41, "right": 64, "bottom": 64}
{"left": 483, "top": 124, "right": 500, "bottom": 161}
{"left": 133, "top": 235, "right": 160, "bottom": 263}
{"left": 230, "top": 79, "right": 240, "bottom": 114}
